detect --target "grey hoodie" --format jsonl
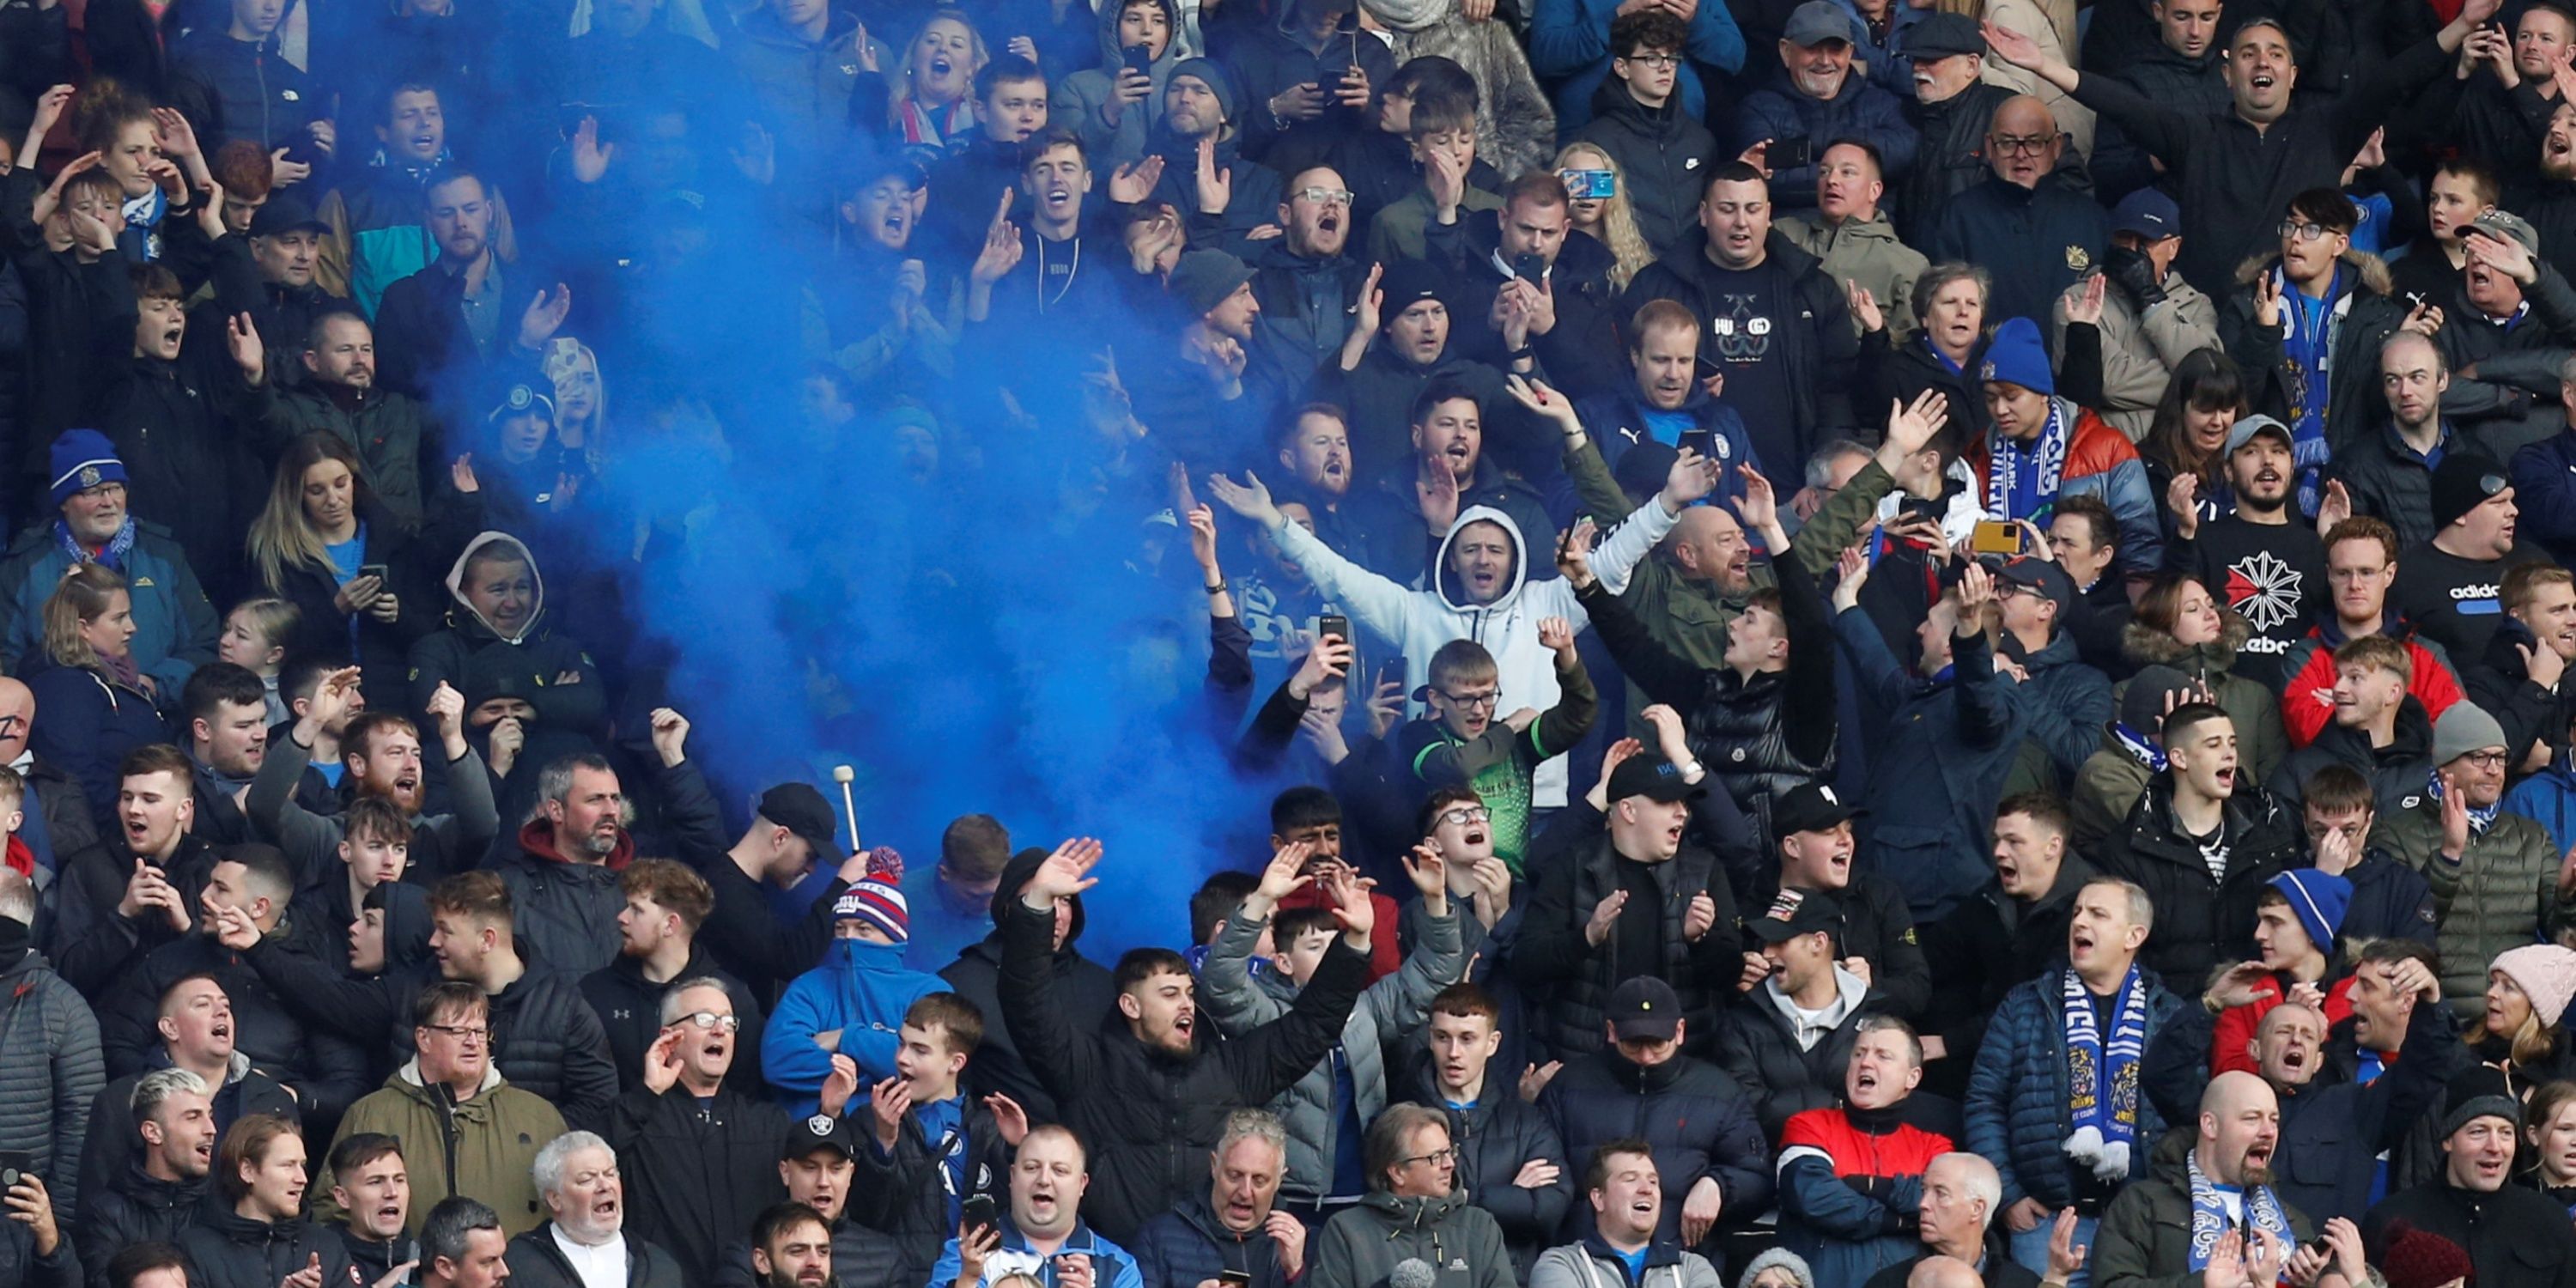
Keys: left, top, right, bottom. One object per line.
{"left": 1050, "top": 0, "right": 1185, "bottom": 169}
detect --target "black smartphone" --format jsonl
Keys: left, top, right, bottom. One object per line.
{"left": 1122, "top": 43, "right": 1153, "bottom": 76}
{"left": 359, "top": 562, "right": 391, "bottom": 584}
{"left": 1317, "top": 614, "right": 1350, "bottom": 644}
{"left": 1678, "top": 428, "right": 1715, "bottom": 459}
{"left": 1510, "top": 251, "right": 1547, "bottom": 282}
{"left": 0, "top": 1151, "right": 31, "bottom": 1189}
{"left": 1219, "top": 1274, "right": 1253, "bottom": 1287}
{"left": 1381, "top": 654, "right": 1407, "bottom": 690}
{"left": 960, "top": 1194, "right": 999, "bottom": 1236}
{"left": 1770, "top": 136, "right": 1813, "bottom": 171}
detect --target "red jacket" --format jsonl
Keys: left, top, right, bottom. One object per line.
{"left": 2209, "top": 971, "right": 2356, "bottom": 1076}
{"left": 2278, "top": 623, "right": 2464, "bottom": 747}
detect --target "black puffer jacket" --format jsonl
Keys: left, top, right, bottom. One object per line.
{"left": 1713, "top": 971, "right": 1884, "bottom": 1139}
{"left": 168, "top": 29, "right": 315, "bottom": 152}
{"left": 2331, "top": 417, "right": 2453, "bottom": 551}
{"left": 1405, "top": 1072, "right": 1572, "bottom": 1277}
{"left": 177, "top": 1205, "right": 356, "bottom": 1288}
{"left": 1537, "top": 1049, "right": 1771, "bottom": 1244}
{"left": 96, "top": 930, "right": 369, "bottom": 1123}
{"left": 1571, "top": 77, "right": 1718, "bottom": 258}
{"left": 77, "top": 1167, "right": 203, "bottom": 1288}
{"left": 998, "top": 889, "right": 1368, "bottom": 1242}
{"left": 1511, "top": 834, "right": 1742, "bottom": 1063}
{"left": 942, "top": 849, "right": 1117, "bottom": 1126}
{"left": 2091, "top": 776, "right": 2306, "bottom": 987}
{"left": 606, "top": 1083, "right": 793, "bottom": 1285}
{"left": 848, "top": 1090, "right": 1011, "bottom": 1279}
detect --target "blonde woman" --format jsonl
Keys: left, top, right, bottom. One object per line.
{"left": 246, "top": 433, "right": 434, "bottom": 704}
{"left": 1553, "top": 143, "right": 1653, "bottom": 292}
{"left": 892, "top": 10, "right": 990, "bottom": 148}
{"left": 544, "top": 337, "right": 609, "bottom": 477}
{"left": 27, "top": 565, "right": 169, "bottom": 829}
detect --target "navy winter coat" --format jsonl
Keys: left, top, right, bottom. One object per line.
{"left": 1964, "top": 966, "right": 2184, "bottom": 1210}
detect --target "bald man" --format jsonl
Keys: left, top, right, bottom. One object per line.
{"left": 2334, "top": 331, "right": 2457, "bottom": 550}
{"left": 0, "top": 675, "right": 95, "bottom": 881}
{"left": 2142, "top": 959, "right": 2457, "bottom": 1224}
{"left": 1924, "top": 95, "right": 2111, "bottom": 327}
{"left": 2093, "top": 1072, "right": 2353, "bottom": 1288}
{"left": 1909, "top": 1255, "right": 1985, "bottom": 1288}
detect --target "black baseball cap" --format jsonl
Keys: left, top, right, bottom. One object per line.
{"left": 1770, "top": 781, "right": 1863, "bottom": 836}
{"left": 1747, "top": 888, "right": 1843, "bottom": 944}
{"left": 1609, "top": 975, "right": 1684, "bottom": 1041}
{"left": 1607, "top": 756, "right": 1707, "bottom": 805}
{"left": 783, "top": 1112, "right": 859, "bottom": 1161}
{"left": 249, "top": 195, "right": 327, "bottom": 238}
{"left": 758, "top": 783, "right": 842, "bottom": 856}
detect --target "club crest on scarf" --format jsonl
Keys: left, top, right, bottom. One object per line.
{"left": 2063, "top": 964, "right": 2148, "bottom": 1182}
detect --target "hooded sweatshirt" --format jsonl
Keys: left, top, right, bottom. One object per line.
{"left": 762, "top": 935, "right": 949, "bottom": 1115}
{"left": 942, "top": 848, "right": 1115, "bottom": 1125}
{"left": 1273, "top": 500, "right": 1680, "bottom": 807}
{"left": 405, "top": 531, "right": 605, "bottom": 736}
{"left": 1049, "top": 0, "right": 1183, "bottom": 168}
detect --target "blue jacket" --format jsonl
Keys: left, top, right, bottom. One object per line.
{"left": 761, "top": 937, "right": 949, "bottom": 1113}
{"left": 1528, "top": 0, "right": 1745, "bottom": 131}
{"left": 2005, "top": 630, "right": 2115, "bottom": 787}
{"left": 931, "top": 1217, "right": 1145, "bottom": 1288}
{"left": 1132, "top": 1196, "right": 1294, "bottom": 1288}
{"left": 2510, "top": 428, "right": 2576, "bottom": 566}
{"left": 1836, "top": 608, "right": 2030, "bottom": 922}
{"left": 2507, "top": 757, "right": 2576, "bottom": 857}
{"left": 1964, "top": 968, "right": 2184, "bottom": 1209}
{"left": 1553, "top": 386, "right": 1759, "bottom": 529}
{"left": 0, "top": 520, "right": 216, "bottom": 698}
{"left": 1727, "top": 72, "right": 1919, "bottom": 212}
{"left": 24, "top": 666, "right": 170, "bottom": 839}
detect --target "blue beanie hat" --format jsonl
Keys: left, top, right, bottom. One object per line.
{"left": 1978, "top": 317, "right": 2055, "bottom": 397}
{"left": 48, "top": 429, "right": 128, "bottom": 509}
{"left": 2267, "top": 869, "right": 2354, "bottom": 952}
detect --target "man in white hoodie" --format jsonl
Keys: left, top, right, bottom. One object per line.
{"left": 1208, "top": 414, "right": 1716, "bottom": 807}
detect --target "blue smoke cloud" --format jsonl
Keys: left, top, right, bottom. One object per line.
{"left": 472, "top": 116, "right": 1276, "bottom": 956}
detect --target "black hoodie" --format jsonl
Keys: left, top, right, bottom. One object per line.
{"left": 939, "top": 848, "right": 1114, "bottom": 1125}
{"left": 178, "top": 1201, "right": 358, "bottom": 1288}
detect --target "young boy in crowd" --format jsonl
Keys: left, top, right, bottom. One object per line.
{"left": 1396, "top": 627, "right": 1597, "bottom": 872}
{"left": 1366, "top": 92, "right": 1502, "bottom": 264}
{"left": 762, "top": 856, "right": 950, "bottom": 1115}
{"left": 850, "top": 992, "right": 1015, "bottom": 1282}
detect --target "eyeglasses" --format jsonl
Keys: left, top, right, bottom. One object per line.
{"left": 2278, "top": 221, "right": 2341, "bottom": 243}
{"left": 1437, "top": 805, "right": 1493, "bottom": 827}
{"left": 425, "top": 1024, "right": 490, "bottom": 1043}
{"left": 1402, "top": 1148, "right": 1459, "bottom": 1168}
{"left": 672, "top": 1012, "right": 743, "bottom": 1032}
{"left": 1437, "top": 690, "right": 1500, "bottom": 710}
{"left": 1620, "top": 52, "right": 1680, "bottom": 68}
{"left": 1293, "top": 186, "right": 1355, "bottom": 207}
{"left": 1986, "top": 135, "right": 2054, "bottom": 156}
{"left": 2457, "top": 750, "right": 2510, "bottom": 769}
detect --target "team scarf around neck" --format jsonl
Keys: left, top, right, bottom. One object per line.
{"left": 2273, "top": 262, "right": 2345, "bottom": 515}
{"left": 1988, "top": 400, "right": 2070, "bottom": 521}
{"left": 2426, "top": 769, "right": 2501, "bottom": 836}
{"left": 897, "top": 97, "right": 971, "bottom": 148}
{"left": 2063, "top": 963, "right": 2149, "bottom": 1182}
{"left": 2186, "top": 1149, "right": 2292, "bottom": 1271}
{"left": 56, "top": 515, "right": 137, "bottom": 573}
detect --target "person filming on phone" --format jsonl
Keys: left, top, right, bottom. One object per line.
{"left": 930, "top": 1125, "right": 1145, "bottom": 1288}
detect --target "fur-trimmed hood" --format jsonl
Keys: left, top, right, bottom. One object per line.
{"left": 2121, "top": 606, "right": 2253, "bottom": 674}
{"left": 2233, "top": 247, "right": 2395, "bottom": 298}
